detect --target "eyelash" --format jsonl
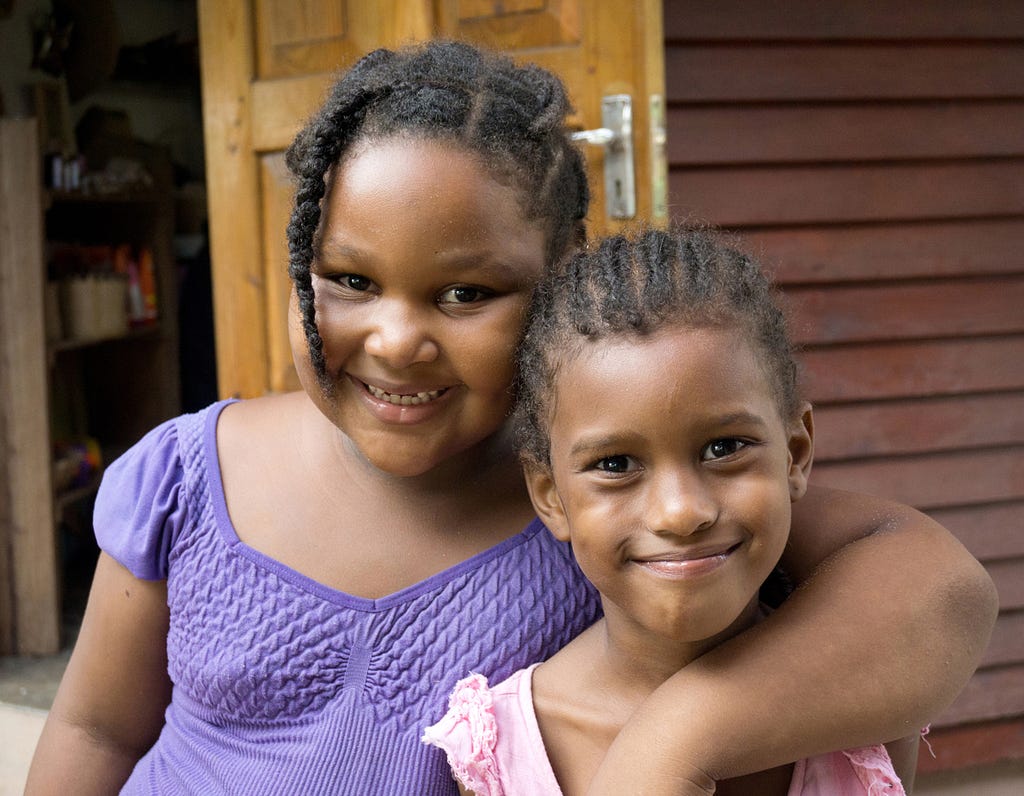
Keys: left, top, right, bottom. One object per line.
{"left": 438, "top": 286, "right": 493, "bottom": 304}
{"left": 701, "top": 438, "right": 750, "bottom": 461}
{"left": 593, "top": 455, "right": 635, "bottom": 474}
{"left": 334, "top": 274, "right": 371, "bottom": 291}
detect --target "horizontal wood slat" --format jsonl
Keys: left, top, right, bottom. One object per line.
{"left": 988, "top": 558, "right": 1024, "bottom": 610}
{"left": 812, "top": 393, "right": 1024, "bottom": 462}
{"left": 665, "top": 45, "right": 1024, "bottom": 103}
{"left": 928, "top": 502, "right": 1024, "bottom": 562}
{"left": 667, "top": 102, "right": 1024, "bottom": 166}
{"left": 811, "top": 448, "right": 1024, "bottom": 510}
{"left": 800, "top": 337, "right": 1024, "bottom": 402}
{"left": 740, "top": 220, "right": 1024, "bottom": 284}
{"left": 915, "top": 717, "right": 1024, "bottom": 774}
{"left": 669, "top": 161, "right": 1024, "bottom": 228}
{"left": 982, "top": 612, "right": 1024, "bottom": 669}
{"left": 785, "top": 277, "right": 1024, "bottom": 345}
{"left": 664, "top": 0, "right": 1024, "bottom": 41}
{"left": 936, "top": 666, "right": 1024, "bottom": 727}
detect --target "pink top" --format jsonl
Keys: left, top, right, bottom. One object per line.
{"left": 422, "top": 666, "right": 906, "bottom": 796}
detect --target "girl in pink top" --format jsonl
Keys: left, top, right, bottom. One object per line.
{"left": 425, "top": 227, "right": 920, "bottom": 794}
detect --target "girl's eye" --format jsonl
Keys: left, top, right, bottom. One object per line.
{"left": 439, "top": 286, "right": 490, "bottom": 304}
{"left": 338, "top": 274, "right": 372, "bottom": 291}
{"left": 701, "top": 438, "right": 747, "bottom": 461}
{"left": 594, "top": 455, "right": 635, "bottom": 474}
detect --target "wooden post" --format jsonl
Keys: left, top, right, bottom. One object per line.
{"left": 0, "top": 119, "right": 60, "bottom": 655}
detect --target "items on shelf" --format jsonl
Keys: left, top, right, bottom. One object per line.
{"left": 45, "top": 152, "right": 155, "bottom": 195}
{"left": 47, "top": 242, "right": 158, "bottom": 343}
{"left": 46, "top": 152, "right": 87, "bottom": 191}
{"left": 51, "top": 437, "right": 103, "bottom": 495}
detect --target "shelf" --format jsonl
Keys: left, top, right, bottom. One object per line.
{"left": 47, "top": 324, "right": 162, "bottom": 357}
{"left": 45, "top": 188, "right": 167, "bottom": 208}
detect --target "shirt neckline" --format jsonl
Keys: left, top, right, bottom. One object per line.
{"left": 201, "top": 398, "right": 544, "bottom": 612}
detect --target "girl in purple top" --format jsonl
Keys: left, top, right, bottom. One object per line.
{"left": 424, "top": 227, "right": 919, "bottom": 795}
{"left": 28, "top": 41, "right": 995, "bottom": 795}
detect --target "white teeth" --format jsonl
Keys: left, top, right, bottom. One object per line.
{"left": 365, "top": 383, "right": 444, "bottom": 405}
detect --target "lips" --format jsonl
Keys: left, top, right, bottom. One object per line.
{"left": 361, "top": 379, "right": 450, "bottom": 406}
{"left": 632, "top": 542, "right": 742, "bottom": 578}
{"left": 633, "top": 541, "right": 741, "bottom": 564}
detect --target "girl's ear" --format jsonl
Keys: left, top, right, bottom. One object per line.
{"left": 523, "top": 462, "right": 571, "bottom": 542}
{"left": 787, "top": 403, "right": 815, "bottom": 502}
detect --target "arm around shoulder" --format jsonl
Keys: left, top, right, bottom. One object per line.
{"left": 25, "top": 553, "right": 172, "bottom": 795}
{"left": 586, "top": 486, "right": 997, "bottom": 795}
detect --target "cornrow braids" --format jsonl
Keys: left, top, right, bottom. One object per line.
{"left": 284, "top": 40, "right": 590, "bottom": 383}
{"left": 515, "top": 226, "right": 801, "bottom": 466}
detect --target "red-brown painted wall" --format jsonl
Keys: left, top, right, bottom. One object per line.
{"left": 664, "top": 0, "right": 1024, "bottom": 767}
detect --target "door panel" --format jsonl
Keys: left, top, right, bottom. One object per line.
{"left": 200, "top": 0, "right": 665, "bottom": 397}
{"left": 440, "top": 1, "right": 582, "bottom": 48}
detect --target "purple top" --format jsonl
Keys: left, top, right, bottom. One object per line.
{"left": 94, "top": 401, "right": 600, "bottom": 794}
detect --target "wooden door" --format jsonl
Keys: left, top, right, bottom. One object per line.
{"left": 198, "top": 0, "right": 666, "bottom": 398}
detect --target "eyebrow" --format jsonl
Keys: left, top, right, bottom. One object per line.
{"left": 712, "top": 411, "right": 770, "bottom": 428}
{"left": 314, "top": 240, "right": 365, "bottom": 263}
{"left": 568, "top": 433, "right": 641, "bottom": 458}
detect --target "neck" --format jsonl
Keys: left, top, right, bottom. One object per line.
{"left": 303, "top": 400, "right": 529, "bottom": 517}
{"left": 595, "top": 597, "right": 765, "bottom": 699}
{"left": 351, "top": 426, "right": 520, "bottom": 497}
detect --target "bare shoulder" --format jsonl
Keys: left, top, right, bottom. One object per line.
{"left": 216, "top": 392, "right": 321, "bottom": 527}
{"left": 532, "top": 627, "right": 626, "bottom": 794}
{"left": 217, "top": 391, "right": 309, "bottom": 454}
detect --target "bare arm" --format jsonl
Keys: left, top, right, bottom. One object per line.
{"left": 26, "top": 553, "right": 172, "bottom": 795}
{"left": 587, "top": 486, "right": 998, "bottom": 795}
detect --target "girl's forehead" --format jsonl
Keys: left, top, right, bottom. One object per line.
{"left": 317, "top": 137, "right": 549, "bottom": 279}
{"left": 339, "top": 134, "right": 521, "bottom": 196}
{"left": 554, "top": 324, "right": 791, "bottom": 424}
{"left": 327, "top": 136, "right": 534, "bottom": 221}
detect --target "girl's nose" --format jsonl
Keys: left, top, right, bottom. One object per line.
{"left": 644, "top": 470, "right": 719, "bottom": 537}
{"left": 363, "top": 300, "right": 440, "bottom": 368}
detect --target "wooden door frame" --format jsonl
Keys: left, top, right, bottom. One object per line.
{"left": 199, "top": 0, "right": 267, "bottom": 399}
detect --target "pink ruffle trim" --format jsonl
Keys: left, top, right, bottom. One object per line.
{"left": 422, "top": 673, "right": 503, "bottom": 796}
{"left": 842, "top": 745, "right": 906, "bottom": 795}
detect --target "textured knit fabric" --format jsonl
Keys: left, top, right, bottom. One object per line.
{"left": 94, "top": 401, "right": 601, "bottom": 795}
{"left": 424, "top": 667, "right": 906, "bottom": 796}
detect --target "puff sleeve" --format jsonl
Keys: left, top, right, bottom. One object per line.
{"left": 93, "top": 417, "right": 186, "bottom": 581}
{"left": 422, "top": 674, "right": 503, "bottom": 796}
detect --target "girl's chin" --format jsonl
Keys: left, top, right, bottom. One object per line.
{"left": 341, "top": 435, "right": 467, "bottom": 479}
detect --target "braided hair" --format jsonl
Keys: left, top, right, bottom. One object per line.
{"left": 284, "top": 40, "right": 590, "bottom": 380}
{"left": 515, "top": 226, "right": 801, "bottom": 466}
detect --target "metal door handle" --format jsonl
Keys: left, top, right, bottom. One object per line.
{"left": 570, "top": 94, "right": 635, "bottom": 219}
{"left": 571, "top": 127, "right": 616, "bottom": 146}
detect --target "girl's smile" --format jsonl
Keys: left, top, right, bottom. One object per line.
{"left": 351, "top": 375, "right": 455, "bottom": 424}
{"left": 630, "top": 540, "right": 743, "bottom": 579}
{"left": 289, "top": 137, "right": 548, "bottom": 477}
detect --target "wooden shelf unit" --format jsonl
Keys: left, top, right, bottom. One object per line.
{"left": 0, "top": 118, "right": 180, "bottom": 655}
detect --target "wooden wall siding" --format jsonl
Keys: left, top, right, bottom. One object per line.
{"left": 664, "top": 0, "right": 1024, "bottom": 737}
